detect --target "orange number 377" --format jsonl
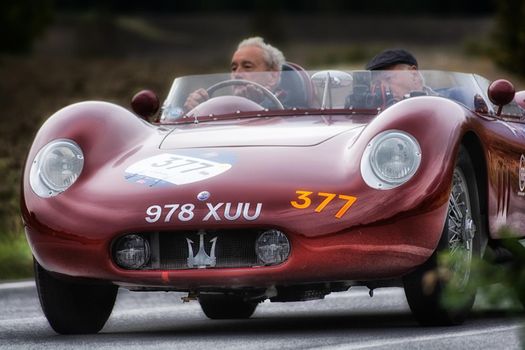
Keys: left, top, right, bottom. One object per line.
{"left": 290, "top": 190, "right": 357, "bottom": 219}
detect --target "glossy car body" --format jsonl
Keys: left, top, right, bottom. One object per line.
{"left": 22, "top": 68, "right": 525, "bottom": 333}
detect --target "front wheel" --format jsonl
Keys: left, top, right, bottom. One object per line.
{"left": 403, "top": 147, "right": 483, "bottom": 326}
{"left": 199, "top": 293, "right": 258, "bottom": 319}
{"left": 34, "top": 260, "right": 118, "bottom": 334}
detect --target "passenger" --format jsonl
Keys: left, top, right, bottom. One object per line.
{"left": 184, "top": 37, "right": 287, "bottom": 111}
{"left": 366, "top": 48, "right": 419, "bottom": 71}
{"left": 366, "top": 48, "right": 435, "bottom": 103}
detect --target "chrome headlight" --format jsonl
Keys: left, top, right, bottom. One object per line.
{"left": 361, "top": 130, "right": 421, "bottom": 190}
{"left": 29, "top": 139, "right": 84, "bottom": 197}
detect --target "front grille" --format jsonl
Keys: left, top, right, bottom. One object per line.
{"left": 142, "top": 229, "right": 261, "bottom": 270}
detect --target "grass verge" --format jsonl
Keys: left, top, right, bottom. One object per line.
{"left": 0, "top": 233, "right": 33, "bottom": 281}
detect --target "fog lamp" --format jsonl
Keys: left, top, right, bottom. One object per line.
{"left": 255, "top": 230, "right": 290, "bottom": 265}
{"left": 114, "top": 235, "right": 150, "bottom": 269}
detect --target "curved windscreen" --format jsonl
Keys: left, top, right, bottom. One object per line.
{"left": 160, "top": 70, "right": 522, "bottom": 122}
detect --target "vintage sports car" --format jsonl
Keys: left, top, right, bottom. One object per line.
{"left": 22, "top": 65, "right": 525, "bottom": 334}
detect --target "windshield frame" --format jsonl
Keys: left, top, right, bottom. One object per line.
{"left": 159, "top": 70, "right": 523, "bottom": 124}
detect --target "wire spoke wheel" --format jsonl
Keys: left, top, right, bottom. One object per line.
{"left": 403, "top": 147, "right": 482, "bottom": 326}
{"left": 446, "top": 168, "right": 476, "bottom": 290}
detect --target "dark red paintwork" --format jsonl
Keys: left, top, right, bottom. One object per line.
{"left": 22, "top": 88, "right": 525, "bottom": 290}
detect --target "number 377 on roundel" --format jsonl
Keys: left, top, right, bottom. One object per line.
{"left": 290, "top": 190, "right": 357, "bottom": 219}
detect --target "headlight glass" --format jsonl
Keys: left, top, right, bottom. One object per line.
{"left": 361, "top": 130, "right": 421, "bottom": 190}
{"left": 114, "top": 234, "right": 151, "bottom": 269}
{"left": 29, "top": 139, "right": 84, "bottom": 197}
{"left": 255, "top": 229, "right": 290, "bottom": 266}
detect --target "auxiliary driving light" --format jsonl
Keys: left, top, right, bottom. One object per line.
{"left": 114, "top": 235, "right": 150, "bottom": 269}
{"left": 255, "top": 230, "right": 290, "bottom": 265}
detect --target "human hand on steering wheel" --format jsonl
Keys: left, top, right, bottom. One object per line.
{"left": 183, "top": 88, "right": 209, "bottom": 112}
{"left": 206, "top": 79, "right": 284, "bottom": 110}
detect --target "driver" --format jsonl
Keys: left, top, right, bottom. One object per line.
{"left": 183, "top": 37, "right": 286, "bottom": 111}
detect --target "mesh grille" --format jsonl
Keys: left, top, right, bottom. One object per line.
{"left": 144, "top": 230, "right": 261, "bottom": 270}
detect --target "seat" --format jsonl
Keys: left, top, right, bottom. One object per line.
{"left": 279, "top": 62, "right": 314, "bottom": 108}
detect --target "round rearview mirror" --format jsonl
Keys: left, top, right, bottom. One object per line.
{"left": 131, "top": 90, "right": 160, "bottom": 120}
{"left": 487, "top": 79, "right": 515, "bottom": 115}
{"left": 311, "top": 70, "right": 353, "bottom": 88}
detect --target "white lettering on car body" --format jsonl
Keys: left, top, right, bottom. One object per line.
{"left": 203, "top": 203, "right": 224, "bottom": 221}
{"left": 145, "top": 202, "right": 262, "bottom": 223}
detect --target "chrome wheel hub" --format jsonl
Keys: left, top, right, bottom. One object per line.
{"left": 446, "top": 168, "right": 475, "bottom": 289}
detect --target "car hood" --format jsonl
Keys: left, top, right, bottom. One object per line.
{"left": 160, "top": 117, "right": 367, "bottom": 148}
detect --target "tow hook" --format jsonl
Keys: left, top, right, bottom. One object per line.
{"left": 181, "top": 291, "right": 198, "bottom": 303}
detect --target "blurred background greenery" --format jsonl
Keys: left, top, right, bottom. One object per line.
{"left": 0, "top": 0, "right": 524, "bottom": 283}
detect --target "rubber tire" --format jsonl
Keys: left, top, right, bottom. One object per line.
{"left": 34, "top": 259, "right": 118, "bottom": 334}
{"left": 199, "top": 293, "right": 258, "bottom": 319}
{"left": 403, "top": 147, "right": 483, "bottom": 326}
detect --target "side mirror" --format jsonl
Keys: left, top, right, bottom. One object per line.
{"left": 487, "top": 79, "right": 515, "bottom": 116}
{"left": 514, "top": 90, "right": 525, "bottom": 110}
{"left": 131, "top": 90, "right": 160, "bottom": 120}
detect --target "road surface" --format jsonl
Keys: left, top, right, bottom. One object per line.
{"left": 0, "top": 281, "right": 523, "bottom": 349}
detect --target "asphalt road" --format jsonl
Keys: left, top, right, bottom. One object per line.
{"left": 0, "top": 281, "right": 523, "bottom": 350}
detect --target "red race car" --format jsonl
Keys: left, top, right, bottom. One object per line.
{"left": 22, "top": 66, "right": 525, "bottom": 334}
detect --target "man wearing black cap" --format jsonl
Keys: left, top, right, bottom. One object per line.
{"left": 366, "top": 48, "right": 419, "bottom": 71}
{"left": 365, "top": 48, "right": 434, "bottom": 103}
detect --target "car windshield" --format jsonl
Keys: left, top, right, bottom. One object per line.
{"left": 160, "top": 70, "right": 519, "bottom": 122}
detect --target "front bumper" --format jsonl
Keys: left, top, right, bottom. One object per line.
{"left": 26, "top": 204, "right": 446, "bottom": 290}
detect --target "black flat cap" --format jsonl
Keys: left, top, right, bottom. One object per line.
{"left": 366, "top": 49, "right": 418, "bottom": 70}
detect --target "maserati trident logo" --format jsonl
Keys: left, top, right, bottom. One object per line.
{"left": 186, "top": 230, "right": 217, "bottom": 268}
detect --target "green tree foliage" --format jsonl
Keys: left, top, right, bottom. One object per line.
{"left": 493, "top": 0, "right": 525, "bottom": 78}
{"left": 0, "top": 0, "right": 53, "bottom": 53}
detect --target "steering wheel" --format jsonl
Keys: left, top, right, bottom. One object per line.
{"left": 206, "top": 79, "right": 284, "bottom": 110}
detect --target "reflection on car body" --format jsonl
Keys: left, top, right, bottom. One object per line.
{"left": 22, "top": 68, "right": 525, "bottom": 334}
